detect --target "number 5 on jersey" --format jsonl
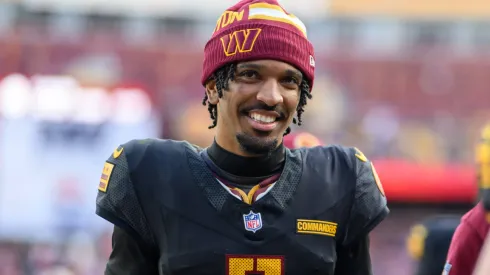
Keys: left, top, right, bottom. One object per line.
{"left": 226, "top": 255, "right": 284, "bottom": 275}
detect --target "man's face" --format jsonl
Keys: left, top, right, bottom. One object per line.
{"left": 206, "top": 59, "right": 303, "bottom": 156}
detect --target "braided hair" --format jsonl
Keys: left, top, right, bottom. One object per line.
{"left": 202, "top": 63, "right": 312, "bottom": 135}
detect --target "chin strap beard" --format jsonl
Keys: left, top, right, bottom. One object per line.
{"left": 236, "top": 133, "right": 279, "bottom": 156}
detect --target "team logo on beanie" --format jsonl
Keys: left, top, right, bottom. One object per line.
{"left": 214, "top": 10, "right": 245, "bottom": 33}
{"left": 220, "top": 28, "right": 262, "bottom": 56}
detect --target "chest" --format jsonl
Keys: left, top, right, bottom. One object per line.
{"left": 158, "top": 202, "right": 342, "bottom": 275}
{"left": 136, "top": 148, "right": 354, "bottom": 275}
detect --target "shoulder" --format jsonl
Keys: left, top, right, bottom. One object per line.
{"left": 300, "top": 145, "right": 379, "bottom": 187}
{"left": 445, "top": 206, "right": 487, "bottom": 269}
{"left": 461, "top": 202, "right": 490, "bottom": 238}
{"left": 117, "top": 138, "right": 201, "bottom": 169}
{"left": 462, "top": 202, "right": 485, "bottom": 223}
{"left": 96, "top": 138, "right": 199, "bottom": 233}
{"left": 300, "top": 145, "right": 386, "bottom": 210}
{"left": 120, "top": 138, "right": 200, "bottom": 156}
{"left": 301, "top": 145, "right": 362, "bottom": 166}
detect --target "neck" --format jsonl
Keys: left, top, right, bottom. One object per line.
{"left": 207, "top": 139, "right": 285, "bottom": 177}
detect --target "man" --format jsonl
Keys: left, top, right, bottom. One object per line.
{"left": 442, "top": 123, "right": 490, "bottom": 275}
{"left": 96, "top": 0, "right": 389, "bottom": 274}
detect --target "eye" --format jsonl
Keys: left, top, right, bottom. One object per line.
{"left": 282, "top": 76, "right": 300, "bottom": 85}
{"left": 237, "top": 70, "right": 259, "bottom": 79}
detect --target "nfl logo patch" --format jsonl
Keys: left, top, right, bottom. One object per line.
{"left": 442, "top": 262, "right": 452, "bottom": 275}
{"left": 243, "top": 211, "right": 263, "bottom": 233}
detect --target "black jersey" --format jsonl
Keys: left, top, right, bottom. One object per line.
{"left": 96, "top": 139, "right": 389, "bottom": 275}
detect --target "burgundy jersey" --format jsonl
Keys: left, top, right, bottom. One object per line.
{"left": 444, "top": 202, "right": 490, "bottom": 275}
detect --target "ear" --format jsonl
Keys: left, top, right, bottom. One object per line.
{"left": 205, "top": 79, "right": 219, "bottom": 105}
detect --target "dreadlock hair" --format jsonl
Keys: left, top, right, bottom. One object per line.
{"left": 202, "top": 63, "right": 312, "bottom": 136}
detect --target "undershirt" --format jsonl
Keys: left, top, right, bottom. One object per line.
{"left": 203, "top": 140, "right": 285, "bottom": 194}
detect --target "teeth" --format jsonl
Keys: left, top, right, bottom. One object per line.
{"left": 249, "top": 112, "right": 276, "bottom": 123}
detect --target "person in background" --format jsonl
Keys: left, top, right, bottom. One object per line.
{"left": 406, "top": 215, "right": 460, "bottom": 275}
{"left": 442, "top": 122, "right": 490, "bottom": 275}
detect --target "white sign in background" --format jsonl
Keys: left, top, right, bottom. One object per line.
{"left": 0, "top": 74, "right": 160, "bottom": 242}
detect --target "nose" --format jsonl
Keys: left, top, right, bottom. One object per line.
{"left": 256, "top": 79, "right": 283, "bottom": 106}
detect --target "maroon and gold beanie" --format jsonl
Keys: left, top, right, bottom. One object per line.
{"left": 201, "top": 0, "right": 315, "bottom": 90}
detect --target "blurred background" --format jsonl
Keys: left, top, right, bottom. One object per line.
{"left": 0, "top": 0, "right": 489, "bottom": 274}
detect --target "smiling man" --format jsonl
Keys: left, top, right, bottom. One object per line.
{"left": 95, "top": 0, "right": 389, "bottom": 274}
{"left": 204, "top": 59, "right": 309, "bottom": 154}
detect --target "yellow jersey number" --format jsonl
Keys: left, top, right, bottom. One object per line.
{"left": 226, "top": 255, "right": 284, "bottom": 275}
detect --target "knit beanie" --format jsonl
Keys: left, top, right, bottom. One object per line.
{"left": 202, "top": 0, "right": 315, "bottom": 89}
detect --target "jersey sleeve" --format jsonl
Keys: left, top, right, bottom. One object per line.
{"left": 96, "top": 141, "right": 155, "bottom": 246}
{"left": 335, "top": 236, "right": 373, "bottom": 275}
{"left": 105, "top": 226, "right": 159, "bottom": 275}
{"left": 342, "top": 147, "right": 389, "bottom": 245}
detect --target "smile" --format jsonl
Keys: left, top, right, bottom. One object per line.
{"left": 245, "top": 111, "right": 280, "bottom": 132}
{"left": 249, "top": 112, "right": 277, "bottom": 123}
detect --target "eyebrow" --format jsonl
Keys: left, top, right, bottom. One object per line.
{"left": 285, "top": 69, "right": 303, "bottom": 79}
{"left": 237, "top": 63, "right": 264, "bottom": 70}
{"left": 237, "top": 63, "right": 303, "bottom": 78}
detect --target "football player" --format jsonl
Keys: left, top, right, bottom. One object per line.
{"left": 442, "top": 122, "right": 490, "bottom": 275}
{"left": 96, "top": 0, "right": 389, "bottom": 274}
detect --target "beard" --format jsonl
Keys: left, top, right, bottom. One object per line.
{"left": 236, "top": 132, "right": 279, "bottom": 156}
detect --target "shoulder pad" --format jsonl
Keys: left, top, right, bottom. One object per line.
{"left": 304, "top": 145, "right": 367, "bottom": 168}
{"left": 96, "top": 138, "right": 160, "bottom": 246}
{"left": 303, "top": 144, "right": 355, "bottom": 167}
{"left": 340, "top": 146, "right": 385, "bottom": 197}
{"left": 329, "top": 146, "right": 389, "bottom": 244}
{"left": 115, "top": 138, "right": 201, "bottom": 170}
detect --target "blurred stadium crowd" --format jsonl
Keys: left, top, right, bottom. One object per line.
{"left": 1, "top": 0, "right": 490, "bottom": 274}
